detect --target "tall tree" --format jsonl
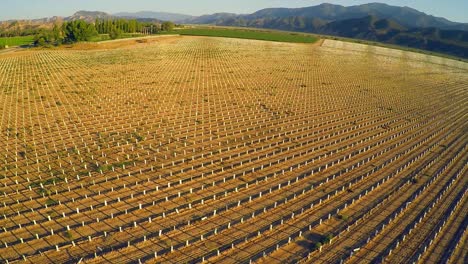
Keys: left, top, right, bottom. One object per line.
{"left": 62, "top": 20, "right": 98, "bottom": 43}
{"left": 161, "top": 21, "right": 175, "bottom": 32}
{"left": 52, "top": 24, "right": 63, "bottom": 44}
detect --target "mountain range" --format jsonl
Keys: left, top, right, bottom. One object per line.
{"left": 187, "top": 3, "right": 468, "bottom": 58}
{"left": 114, "top": 11, "right": 193, "bottom": 22}
{"left": 184, "top": 3, "right": 468, "bottom": 31}
{"left": 1, "top": 3, "right": 467, "bottom": 58}
{"left": 117, "top": 3, "right": 468, "bottom": 58}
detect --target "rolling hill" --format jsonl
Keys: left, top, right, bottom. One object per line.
{"left": 183, "top": 3, "right": 468, "bottom": 59}
{"left": 1, "top": 3, "right": 467, "bottom": 58}
{"left": 67, "top": 10, "right": 113, "bottom": 22}
{"left": 317, "top": 16, "right": 468, "bottom": 58}
{"left": 187, "top": 3, "right": 468, "bottom": 31}
{"left": 114, "top": 11, "right": 193, "bottom": 22}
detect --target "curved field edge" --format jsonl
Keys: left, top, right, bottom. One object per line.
{"left": 167, "top": 27, "right": 319, "bottom": 43}
{"left": 3, "top": 26, "right": 468, "bottom": 63}
{"left": 175, "top": 26, "right": 468, "bottom": 62}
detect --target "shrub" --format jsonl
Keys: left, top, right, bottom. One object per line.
{"left": 45, "top": 198, "right": 58, "bottom": 206}
{"left": 311, "top": 242, "right": 322, "bottom": 251}
{"left": 97, "top": 164, "right": 112, "bottom": 172}
{"left": 132, "top": 132, "right": 144, "bottom": 141}
{"left": 34, "top": 30, "right": 53, "bottom": 47}
{"left": 161, "top": 21, "right": 175, "bottom": 32}
{"left": 64, "top": 231, "right": 73, "bottom": 240}
{"left": 320, "top": 234, "right": 333, "bottom": 244}
{"left": 109, "top": 27, "right": 123, "bottom": 40}
{"left": 337, "top": 214, "right": 349, "bottom": 221}
{"left": 62, "top": 20, "right": 98, "bottom": 43}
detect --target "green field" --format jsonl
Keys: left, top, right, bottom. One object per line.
{"left": 0, "top": 36, "right": 34, "bottom": 47}
{"left": 167, "top": 26, "right": 466, "bottom": 62}
{"left": 90, "top": 33, "right": 149, "bottom": 42}
{"left": 172, "top": 27, "right": 319, "bottom": 43}
{"left": 0, "top": 28, "right": 317, "bottom": 47}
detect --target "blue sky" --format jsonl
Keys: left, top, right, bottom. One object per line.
{"left": 1, "top": 0, "right": 467, "bottom": 23}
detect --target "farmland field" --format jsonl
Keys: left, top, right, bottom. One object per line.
{"left": 173, "top": 27, "right": 319, "bottom": 43}
{"left": 0, "top": 35, "right": 467, "bottom": 264}
{"left": 0, "top": 36, "right": 34, "bottom": 47}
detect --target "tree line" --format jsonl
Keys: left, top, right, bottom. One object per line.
{"left": 34, "top": 21, "right": 98, "bottom": 46}
{"left": 95, "top": 19, "right": 174, "bottom": 35}
{"left": 95, "top": 19, "right": 142, "bottom": 34}
{"left": 33, "top": 18, "right": 175, "bottom": 47}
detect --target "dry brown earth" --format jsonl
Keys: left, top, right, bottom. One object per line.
{"left": 0, "top": 36, "right": 466, "bottom": 264}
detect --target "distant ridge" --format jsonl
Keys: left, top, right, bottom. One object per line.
{"left": 67, "top": 10, "right": 113, "bottom": 22}
{"left": 182, "top": 3, "right": 468, "bottom": 59}
{"left": 0, "top": 11, "right": 160, "bottom": 32}
{"left": 185, "top": 3, "right": 468, "bottom": 31}
{"left": 114, "top": 11, "right": 193, "bottom": 22}
{"left": 1, "top": 4, "right": 467, "bottom": 58}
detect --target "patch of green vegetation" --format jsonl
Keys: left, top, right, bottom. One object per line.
{"left": 42, "top": 176, "right": 64, "bottom": 186}
{"left": 46, "top": 210, "right": 59, "bottom": 217}
{"left": 320, "top": 234, "right": 334, "bottom": 245}
{"left": 89, "top": 33, "right": 147, "bottom": 42}
{"left": 0, "top": 36, "right": 34, "bottom": 47}
{"left": 132, "top": 132, "right": 144, "bottom": 141}
{"left": 78, "top": 170, "right": 89, "bottom": 176}
{"left": 169, "top": 27, "right": 318, "bottom": 43}
{"left": 45, "top": 198, "right": 58, "bottom": 206}
{"left": 29, "top": 182, "right": 41, "bottom": 188}
{"left": 29, "top": 176, "right": 64, "bottom": 189}
{"left": 41, "top": 179, "right": 54, "bottom": 186}
{"left": 114, "top": 161, "right": 133, "bottom": 169}
{"left": 311, "top": 242, "right": 322, "bottom": 251}
{"left": 63, "top": 230, "right": 73, "bottom": 240}
{"left": 97, "top": 164, "right": 113, "bottom": 172}
{"left": 37, "top": 188, "right": 49, "bottom": 196}
{"left": 191, "top": 214, "right": 200, "bottom": 221}
{"left": 337, "top": 214, "right": 349, "bottom": 221}
{"left": 161, "top": 239, "right": 171, "bottom": 247}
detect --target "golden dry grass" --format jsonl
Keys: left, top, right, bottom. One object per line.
{"left": 0, "top": 36, "right": 467, "bottom": 264}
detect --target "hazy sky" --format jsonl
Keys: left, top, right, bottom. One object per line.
{"left": 1, "top": 0, "right": 467, "bottom": 23}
